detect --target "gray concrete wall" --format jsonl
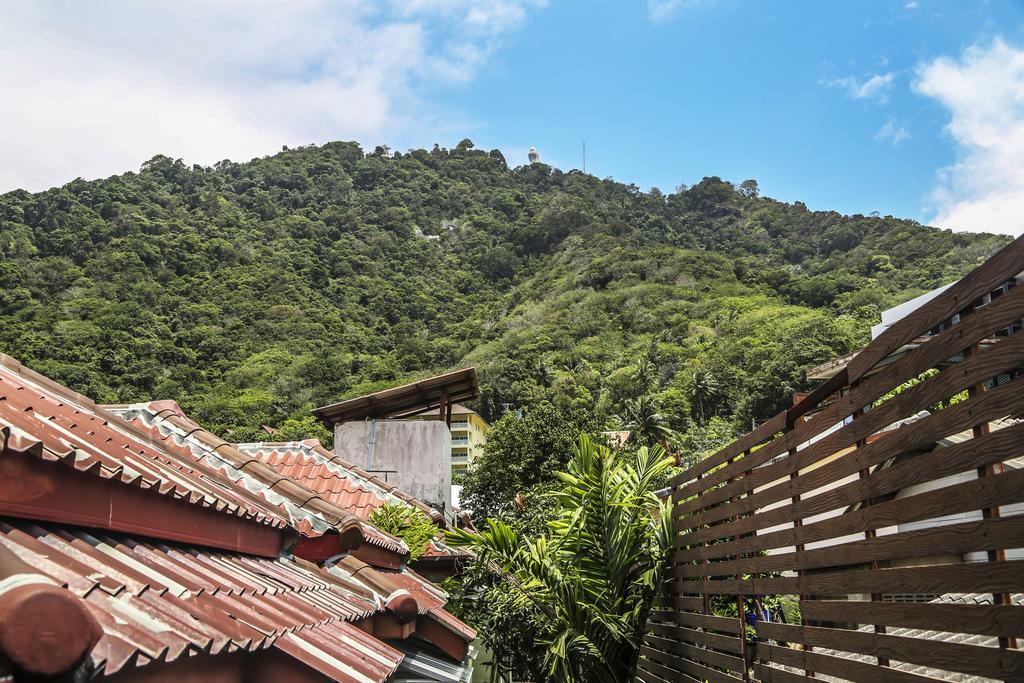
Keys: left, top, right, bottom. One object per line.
{"left": 334, "top": 419, "right": 451, "bottom": 514}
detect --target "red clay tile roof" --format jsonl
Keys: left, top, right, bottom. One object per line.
{"left": 0, "top": 356, "right": 475, "bottom": 679}
{"left": 0, "top": 356, "right": 289, "bottom": 532}
{"left": 247, "top": 446, "right": 389, "bottom": 519}
{"left": 0, "top": 519, "right": 401, "bottom": 682}
{"left": 237, "top": 441, "right": 470, "bottom": 560}
{"left": 237, "top": 440, "right": 447, "bottom": 523}
{"left": 420, "top": 540, "right": 465, "bottom": 558}
{"left": 331, "top": 557, "right": 476, "bottom": 643}
{"left": 106, "top": 404, "right": 407, "bottom": 556}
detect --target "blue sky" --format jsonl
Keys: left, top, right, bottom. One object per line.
{"left": 3, "top": 1, "right": 1023, "bottom": 234}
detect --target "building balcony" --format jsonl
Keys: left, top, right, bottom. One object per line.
{"left": 451, "top": 437, "right": 469, "bottom": 445}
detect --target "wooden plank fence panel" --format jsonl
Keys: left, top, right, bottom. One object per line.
{"left": 638, "top": 235, "right": 1024, "bottom": 682}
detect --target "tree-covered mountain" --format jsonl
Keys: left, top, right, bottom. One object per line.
{"left": 0, "top": 139, "right": 1009, "bottom": 451}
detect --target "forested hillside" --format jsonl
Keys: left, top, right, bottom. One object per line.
{"left": 0, "top": 139, "right": 1009, "bottom": 450}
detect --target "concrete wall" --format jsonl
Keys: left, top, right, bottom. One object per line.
{"left": 334, "top": 420, "right": 452, "bottom": 514}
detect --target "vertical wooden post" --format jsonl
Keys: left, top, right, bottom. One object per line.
{"left": 788, "top": 423, "right": 813, "bottom": 679}
{"left": 727, "top": 452, "right": 751, "bottom": 682}
{"left": 736, "top": 451, "right": 753, "bottom": 681}
{"left": 439, "top": 391, "right": 449, "bottom": 425}
{"left": 851, "top": 380, "right": 889, "bottom": 668}
{"left": 967, "top": 336, "right": 1016, "bottom": 654}
{"left": 959, "top": 296, "right": 1016, "bottom": 656}
{"left": 698, "top": 471, "right": 711, "bottom": 618}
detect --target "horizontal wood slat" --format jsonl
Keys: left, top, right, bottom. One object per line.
{"left": 757, "top": 643, "right": 942, "bottom": 683}
{"left": 757, "top": 621, "right": 1024, "bottom": 680}
{"left": 667, "top": 558, "right": 1024, "bottom": 597}
{"left": 645, "top": 622, "right": 744, "bottom": 654}
{"left": 651, "top": 594, "right": 705, "bottom": 611}
{"left": 666, "top": 611, "right": 744, "bottom": 633}
{"left": 801, "top": 600, "right": 1024, "bottom": 638}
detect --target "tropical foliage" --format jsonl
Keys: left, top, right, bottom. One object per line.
{"left": 447, "top": 436, "right": 673, "bottom": 683}
{"left": 367, "top": 502, "right": 437, "bottom": 561}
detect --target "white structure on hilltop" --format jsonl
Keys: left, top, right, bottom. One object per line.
{"left": 528, "top": 146, "right": 540, "bottom": 163}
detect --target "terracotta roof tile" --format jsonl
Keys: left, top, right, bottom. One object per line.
{"left": 106, "top": 405, "right": 408, "bottom": 555}
{"left": 0, "top": 519, "right": 400, "bottom": 680}
{"left": 237, "top": 441, "right": 445, "bottom": 523}
{"left": 0, "top": 357, "right": 289, "bottom": 532}
{"left": 331, "top": 558, "right": 476, "bottom": 643}
{"left": 0, "top": 357, "right": 474, "bottom": 679}
{"left": 236, "top": 442, "right": 472, "bottom": 562}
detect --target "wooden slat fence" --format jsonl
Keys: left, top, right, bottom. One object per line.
{"left": 639, "top": 235, "right": 1024, "bottom": 683}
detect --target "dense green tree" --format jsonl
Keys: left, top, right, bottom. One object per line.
{"left": 687, "top": 367, "right": 722, "bottom": 424}
{"left": 0, "top": 141, "right": 1009, "bottom": 447}
{"left": 460, "top": 401, "right": 596, "bottom": 525}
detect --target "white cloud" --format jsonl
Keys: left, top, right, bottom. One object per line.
{"left": 647, "top": 0, "right": 705, "bottom": 23}
{"left": 875, "top": 119, "right": 911, "bottom": 145}
{"left": 822, "top": 72, "right": 896, "bottom": 103}
{"left": 0, "top": 0, "right": 544, "bottom": 192}
{"left": 914, "top": 38, "right": 1024, "bottom": 235}
{"left": 904, "top": 1, "right": 919, "bottom": 9}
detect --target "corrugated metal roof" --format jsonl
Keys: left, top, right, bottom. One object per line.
{"left": 0, "top": 519, "right": 401, "bottom": 682}
{"left": 391, "top": 640, "right": 477, "bottom": 682}
{"left": 312, "top": 369, "right": 478, "bottom": 424}
{"left": 0, "top": 356, "right": 288, "bottom": 531}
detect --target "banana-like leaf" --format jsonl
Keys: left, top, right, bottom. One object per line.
{"left": 455, "top": 432, "right": 674, "bottom": 682}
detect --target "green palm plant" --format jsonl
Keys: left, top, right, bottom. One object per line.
{"left": 688, "top": 367, "right": 721, "bottom": 424}
{"left": 615, "top": 394, "right": 676, "bottom": 453}
{"left": 447, "top": 436, "right": 673, "bottom": 683}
